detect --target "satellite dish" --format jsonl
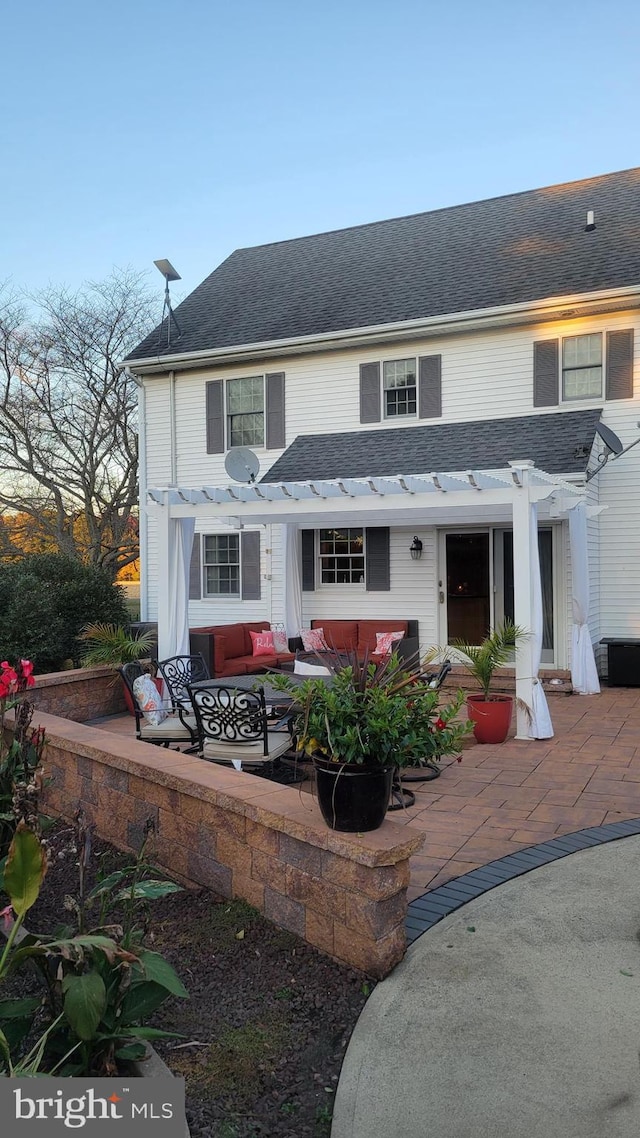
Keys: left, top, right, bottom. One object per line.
{"left": 224, "top": 447, "right": 260, "bottom": 484}
{"left": 595, "top": 422, "right": 623, "bottom": 456}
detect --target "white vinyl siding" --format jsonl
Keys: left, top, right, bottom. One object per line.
{"left": 142, "top": 308, "right": 639, "bottom": 658}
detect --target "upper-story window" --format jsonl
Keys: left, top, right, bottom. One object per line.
{"left": 227, "top": 376, "right": 264, "bottom": 447}
{"left": 206, "top": 372, "right": 285, "bottom": 454}
{"left": 534, "top": 329, "right": 633, "bottom": 408}
{"left": 383, "top": 359, "right": 417, "bottom": 418}
{"left": 319, "top": 528, "right": 365, "bottom": 584}
{"left": 562, "top": 334, "right": 602, "bottom": 400}
{"left": 359, "top": 355, "right": 442, "bottom": 424}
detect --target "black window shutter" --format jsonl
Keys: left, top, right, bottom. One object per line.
{"left": 266, "top": 371, "right": 286, "bottom": 448}
{"left": 359, "top": 362, "right": 381, "bottom": 423}
{"left": 241, "top": 531, "right": 261, "bottom": 600}
{"left": 418, "top": 355, "right": 442, "bottom": 418}
{"left": 606, "top": 330, "right": 634, "bottom": 400}
{"left": 206, "top": 380, "right": 224, "bottom": 453}
{"left": 365, "top": 527, "right": 390, "bottom": 591}
{"left": 533, "top": 340, "right": 559, "bottom": 407}
{"left": 189, "top": 533, "right": 202, "bottom": 599}
{"left": 301, "top": 529, "right": 315, "bottom": 591}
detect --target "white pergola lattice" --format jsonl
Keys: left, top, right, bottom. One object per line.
{"left": 147, "top": 462, "right": 589, "bottom": 739}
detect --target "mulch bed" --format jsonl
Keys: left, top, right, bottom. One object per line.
{"left": 15, "top": 821, "right": 373, "bottom": 1138}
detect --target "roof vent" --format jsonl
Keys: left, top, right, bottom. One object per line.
{"left": 585, "top": 210, "right": 596, "bottom": 232}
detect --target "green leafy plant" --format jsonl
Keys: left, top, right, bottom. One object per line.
{"left": 0, "top": 819, "right": 188, "bottom": 1076}
{"left": 451, "top": 620, "right": 529, "bottom": 700}
{"left": 79, "top": 623, "right": 155, "bottom": 667}
{"left": 271, "top": 651, "right": 472, "bottom": 768}
{"left": 0, "top": 554, "right": 129, "bottom": 672}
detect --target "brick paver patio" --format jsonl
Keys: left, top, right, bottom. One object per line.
{"left": 398, "top": 686, "right": 640, "bottom": 901}
{"left": 91, "top": 686, "right": 640, "bottom": 906}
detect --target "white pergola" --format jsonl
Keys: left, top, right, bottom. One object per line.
{"left": 147, "top": 460, "right": 595, "bottom": 741}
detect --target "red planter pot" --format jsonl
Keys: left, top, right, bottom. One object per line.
{"left": 466, "top": 695, "right": 513, "bottom": 744}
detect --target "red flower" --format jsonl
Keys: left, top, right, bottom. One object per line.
{"left": 17, "top": 659, "right": 35, "bottom": 689}
{"left": 434, "top": 717, "right": 447, "bottom": 731}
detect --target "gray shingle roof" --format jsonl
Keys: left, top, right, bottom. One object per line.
{"left": 261, "top": 409, "right": 603, "bottom": 482}
{"left": 127, "top": 168, "right": 640, "bottom": 361}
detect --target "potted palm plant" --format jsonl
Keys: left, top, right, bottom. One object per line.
{"left": 452, "top": 620, "right": 528, "bottom": 744}
{"left": 271, "top": 653, "right": 471, "bottom": 832}
{"left": 79, "top": 623, "right": 157, "bottom": 715}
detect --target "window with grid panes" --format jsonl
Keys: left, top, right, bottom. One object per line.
{"left": 203, "top": 534, "right": 240, "bottom": 596}
{"left": 562, "top": 334, "right": 602, "bottom": 400}
{"left": 227, "top": 376, "right": 264, "bottom": 446}
{"left": 383, "top": 358, "right": 417, "bottom": 417}
{"left": 319, "top": 528, "right": 365, "bottom": 584}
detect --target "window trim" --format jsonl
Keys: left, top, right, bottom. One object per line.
{"left": 318, "top": 527, "right": 366, "bottom": 587}
{"left": 225, "top": 374, "right": 266, "bottom": 449}
{"left": 382, "top": 357, "right": 418, "bottom": 420}
{"left": 202, "top": 532, "right": 241, "bottom": 599}
{"left": 561, "top": 333, "right": 603, "bottom": 402}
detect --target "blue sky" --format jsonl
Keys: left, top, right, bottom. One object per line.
{"left": 4, "top": 0, "right": 640, "bottom": 305}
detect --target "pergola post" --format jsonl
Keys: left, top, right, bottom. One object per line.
{"left": 510, "top": 464, "right": 536, "bottom": 740}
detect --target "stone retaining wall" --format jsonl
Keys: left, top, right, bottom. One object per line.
{"left": 31, "top": 667, "right": 127, "bottom": 722}
{"left": 33, "top": 709, "right": 423, "bottom": 978}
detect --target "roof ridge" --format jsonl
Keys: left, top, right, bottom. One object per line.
{"left": 232, "top": 167, "right": 640, "bottom": 256}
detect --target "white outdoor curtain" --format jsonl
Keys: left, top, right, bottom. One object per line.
{"left": 166, "top": 517, "right": 195, "bottom": 659}
{"left": 568, "top": 502, "right": 600, "bottom": 694}
{"left": 529, "top": 503, "right": 554, "bottom": 738}
{"left": 284, "top": 523, "right": 303, "bottom": 639}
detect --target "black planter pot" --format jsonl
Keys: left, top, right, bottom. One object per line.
{"left": 313, "top": 758, "right": 394, "bottom": 832}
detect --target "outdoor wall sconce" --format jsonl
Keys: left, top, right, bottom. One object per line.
{"left": 409, "top": 536, "right": 423, "bottom": 560}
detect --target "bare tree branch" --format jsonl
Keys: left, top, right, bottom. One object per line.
{"left": 0, "top": 269, "right": 156, "bottom": 580}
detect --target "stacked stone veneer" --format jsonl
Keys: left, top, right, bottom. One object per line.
{"left": 31, "top": 667, "right": 127, "bottom": 722}
{"left": 31, "top": 708, "right": 423, "bottom": 978}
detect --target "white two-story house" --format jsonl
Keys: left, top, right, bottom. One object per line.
{"left": 124, "top": 166, "right": 640, "bottom": 735}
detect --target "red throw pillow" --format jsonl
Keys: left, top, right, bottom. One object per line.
{"left": 250, "top": 629, "right": 276, "bottom": 657}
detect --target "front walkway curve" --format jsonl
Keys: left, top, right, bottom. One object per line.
{"left": 397, "top": 686, "right": 640, "bottom": 900}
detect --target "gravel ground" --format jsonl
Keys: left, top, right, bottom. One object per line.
{"left": 11, "top": 821, "right": 372, "bottom": 1138}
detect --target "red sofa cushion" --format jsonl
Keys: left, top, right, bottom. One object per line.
{"left": 313, "top": 620, "right": 358, "bottom": 651}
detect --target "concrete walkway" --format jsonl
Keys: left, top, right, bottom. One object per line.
{"left": 332, "top": 835, "right": 640, "bottom": 1138}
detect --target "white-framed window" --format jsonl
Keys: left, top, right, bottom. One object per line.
{"left": 203, "top": 534, "right": 240, "bottom": 596}
{"left": 227, "top": 376, "right": 264, "bottom": 447}
{"left": 383, "top": 358, "right": 417, "bottom": 418}
{"left": 562, "top": 334, "right": 602, "bottom": 400}
{"left": 319, "top": 528, "right": 365, "bottom": 584}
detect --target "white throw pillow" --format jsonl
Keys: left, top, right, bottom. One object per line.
{"left": 294, "top": 659, "right": 332, "bottom": 676}
{"left": 271, "top": 626, "right": 289, "bottom": 653}
{"left": 132, "top": 674, "right": 169, "bottom": 726}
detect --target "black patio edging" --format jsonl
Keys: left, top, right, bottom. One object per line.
{"left": 405, "top": 817, "right": 640, "bottom": 943}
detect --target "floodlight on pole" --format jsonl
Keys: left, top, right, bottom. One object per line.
{"left": 154, "top": 259, "right": 182, "bottom": 347}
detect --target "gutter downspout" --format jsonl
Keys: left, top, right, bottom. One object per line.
{"left": 169, "top": 370, "right": 177, "bottom": 486}
{"left": 132, "top": 370, "right": 148, "bottom": 622}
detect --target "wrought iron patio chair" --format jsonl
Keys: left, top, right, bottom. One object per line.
{"left": 187, "top": 683, "right": 294, "bottom": 772}
{"left": 155, "top": 653, "right": 210, "bottom": 711}
{"left": 117, "top": 662, "right": 199, "bottom": 749}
